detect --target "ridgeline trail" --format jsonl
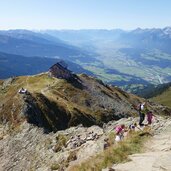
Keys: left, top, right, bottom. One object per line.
{"left": 106, "top": 117, "right": 171, "bottom": 171}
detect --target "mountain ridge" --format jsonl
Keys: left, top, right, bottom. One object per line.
{"left": 0, "top": 63, "right": 171, "bottom": 171}
{"left": 0, "top": 72, "right": 139, "bottom": 132}
{"left": 0, "top": 51, "right": 94, "bottom": 79}
{"left": 1, "top": 65, "right": 170, "bottom": 132}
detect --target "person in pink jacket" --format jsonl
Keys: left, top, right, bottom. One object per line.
{"left": 147, "top": 111, "right": 155, "bottom": 125}
{"left": 115, "top": 124, "right": 125, "bottom": 142}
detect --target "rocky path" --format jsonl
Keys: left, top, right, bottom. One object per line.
{"left": 0, "top": 115, "right": 170, "bottom": 171}
{"left": 106, "top": 118, "right": 171, "bottom": 171}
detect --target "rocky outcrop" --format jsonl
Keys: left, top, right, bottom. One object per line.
{"left": 48, "top": 62, "right": 74, "bottom": 80}
{"left": 65, "top": 125, "right": 104, "bottom": 150}
{"left": 21, "top": 92, "right": 70, "bottom": 132}
{"left": 0, "top": 116, "right": 170, "bottom": 171}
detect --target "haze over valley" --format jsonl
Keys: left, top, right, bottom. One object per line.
{"left": 1, "top": 28, "right": 171, "bottom": 91}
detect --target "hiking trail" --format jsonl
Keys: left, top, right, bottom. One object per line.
{"left": 104, "top": 117, "right": 171, "bottom": 171}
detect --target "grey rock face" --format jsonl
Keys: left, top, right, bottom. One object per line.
{"left": 48, "top": 62, "right": 73, "bottom": 80}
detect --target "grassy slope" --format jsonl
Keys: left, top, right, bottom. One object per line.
{"left": 0, "top": 73, "right": 143, "bottom": 131}
{"left": 0, "top": 74, "right": 55, "bottom": 126}
{"left": 151, "top": 87, "right": 171, "bottom": 108}
{"left": 1, "top": 73, "right": 169, "bottom": 132}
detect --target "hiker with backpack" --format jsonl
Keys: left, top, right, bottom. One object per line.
{"left": 138, "top": 102, "right": 147, "bottom": 126}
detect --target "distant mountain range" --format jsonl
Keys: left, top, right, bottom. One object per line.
{"left": 42, "top": 27, "right": 171, "bottom": 52}
{"left": 1, "top": 28, "right": 171, "bottom": 89}
{"left": 0, "top": 51, "right": 93, "bottom": 79}
{"left": 0, "top": 30, "right": 96, "bottom": 63}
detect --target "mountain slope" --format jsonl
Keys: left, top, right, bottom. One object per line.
{"left": 0, "top": 29, "right": 67, "bottom": 45}
{"left": 0, "top": 73, "right": 138, "bottom": 132}
{"left": 0, "top": 30, "right": 96, "bottom": 64}
{"left": 0, "top": 65, "right": 171, "bottom": 171}
{"left": 119, "top": 27, "right": 171, "bottom": 53}
{"left": 1, "top": 66, "right": 170, "bottom": 132}
{"left": 0, "top": 34, "right": 82, "bottom": 58}
{"left": 129, "top": 81, "right": 171, "bottom": 108}
{"left": 150, "top": 84, "right": 171, "bottom": 108}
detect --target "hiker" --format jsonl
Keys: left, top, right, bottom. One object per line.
{"left": 146, "top": 111, "right": 155, "bottom": 125}
{"left": 138, "top": 102, "right": 146, "bottom": 126}
{"left": 115, "top": 124, "right": 125, "bottom": 142}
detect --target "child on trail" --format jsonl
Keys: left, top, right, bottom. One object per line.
{"left": 129, "top": 122, "right": 137, "bottom": 131}
{"left": 146, "top": 111, "right": 155, "bottom": 125}
{"left": 115, "top": 124, "right": 125, "bottom": 142}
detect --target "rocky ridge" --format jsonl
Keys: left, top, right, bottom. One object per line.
{"left": 0, "top": 115, "right": 170, "bottom": 171}
{"left": 0, "top": 71, "right": 142, "bottom": 132}
{"left": 1, "top": 72, "right": 170, "bottom": 133}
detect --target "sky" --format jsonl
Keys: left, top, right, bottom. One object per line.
{"left": 0, "top": 0, "right": 171, "bottom": 30}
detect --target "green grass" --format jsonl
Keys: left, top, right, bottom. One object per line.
{"left": 78, "top": 48, "right": 171, "bottom": 85}
{"left": 69, "top": 131, "right": 150, "bottom": 171}
{"left": 83, "top": 65, "right": 128, "bottom": 83}
{"left": 26, "top": 74, "right": 55, "bottom": 92}
{"left": 51, "top": 163, "right": 60, "bottom": 170}
{"left": 151, "top": 87, "right": 171, "bottom": 108}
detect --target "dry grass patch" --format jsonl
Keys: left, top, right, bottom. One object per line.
{"left": 53, "top": 134, "right": 69, "bottom": 152}
{"left": 70, "top": 131, "right": 150, "bottom": 171}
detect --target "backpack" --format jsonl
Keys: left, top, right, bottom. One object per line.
{"left": 137, "top": 104, "right": 144, "bottom": 111}
{"left": 115, "top": 126, "right": 122, "bottom": 134}
{"left": 140, "top": 104, "right": 144, "bottom": 111}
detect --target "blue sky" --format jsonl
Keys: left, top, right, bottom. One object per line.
{"left": 0, "top": 0, "right": 171, "bottom": 30}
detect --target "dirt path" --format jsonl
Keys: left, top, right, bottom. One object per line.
{"left": 40, "top": 79, "right": 57, "bottom": 95}
{"left": 106, "top": 119, "right": 171, "bottom": 171}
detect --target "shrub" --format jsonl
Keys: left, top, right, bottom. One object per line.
{"left": 50, "top": 163, "right": 60, "bottom": 170}
{"left": 53, "top": 134, "right": 69, "bottom": 153}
